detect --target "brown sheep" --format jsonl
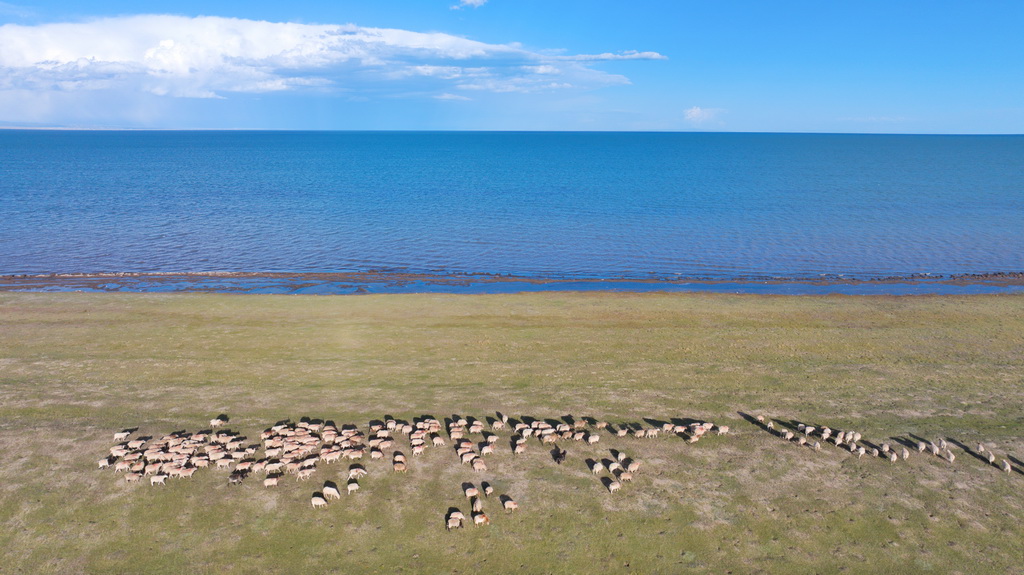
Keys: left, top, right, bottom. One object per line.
{"left": 472, "top": 512, "right": 490, "bottom": 526}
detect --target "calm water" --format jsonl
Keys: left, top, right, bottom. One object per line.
{"left": 2, "top": 131, "right": 1022, "bottom": 285}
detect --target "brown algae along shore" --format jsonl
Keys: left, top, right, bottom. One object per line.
{"left": 1, "top": 291, "right": 1023, "bottom": 574}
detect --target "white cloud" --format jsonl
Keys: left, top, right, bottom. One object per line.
{"left": 0, "top": 14, "right": 657, "bottom": 106}
{"left": 561, "top": 50, "right": 668, "bottom": 62}
{"left": 435, "top": 92, "right": 471, "bottom": 101}
{"left": 451, "top": 0, "right": 488, "bottom": 10}
{"left": 684, "top": 106, "right": 724, "bottom": 124}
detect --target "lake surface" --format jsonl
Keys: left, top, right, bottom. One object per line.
{"left": 1, "top": 131, "right": 1022, "bottom": 293}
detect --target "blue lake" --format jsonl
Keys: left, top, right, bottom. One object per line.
{"left": 1, "top": 131, "right": 1022, "bottom": 292}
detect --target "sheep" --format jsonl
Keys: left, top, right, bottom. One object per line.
{"left": 804, "top": 426, "right": 816, "bottom": 437}
{"left": 296, "top": 468, "right": 315, "bottom": 481}
{"left": 483, "top": 482, "right": 494, "bottom": 498}
{"left": 1001, "top": 460, "right": 1012, "bottom": 473}
{"left": 617, "top": 471, "right": 634, "bottom": 482}
{"left": 917, "top": 441, "right": 927, "bottom": 453}
{"left": 324, "top": 484, "right": 342, "bottom": 500}
{"left": 264, "top": 476, "right": 279, "bottom": 488}
{"left": 857, "top": 446, "right": 866, "bottom": 458}
{"left": 716, "top": 425, "right": 730, "bottom": 436}
{"left": 113, "top": 430, "right": 132, "bottom": 442}
{"left": 349, "top": 465, "right": 367, "bottom": 479}
{"left": 813, "top": 441, "right": 821, "bottom": 452}
{"left": 782, "top": 430, "right": 794, "bottom": 441}
{"left": 870, "top": 448, "right": 879, "bottom": 458}
{"left": 432, "top": 434, "right": 446, "bottom": 447}
{"left": 944, "top": 450, "right": 955, "bottom": 463}
{"left": 347, "top": 479, "right": 360, "bottom": 495}
{"left": 472, "top": 512, "right": 490, "bottom": 526}
{"left": 766, "top": 421, "right": 774, "bottom": 431}
{"left": 881, "top": 443, "right": 890, "bottom": 455}
{"left": 150, "top": 474, "right": 168, "bottom": 486}
{"left": 210, "top": 417, "right": 227, "bottom": 428}
{"left": 756, "top": 415, "right": 765, "bottom": 423}
{"left": 901, "top": 447, "right": 910, "bottom": 461}
{"left": 607, "top": 480, "right": 621, "bottom": 494}
{"left": 888, "top": 452, "right": 898, "bottom": 463}
{"left": 311, "top": 495, "right": 328, "bottom": 509}
{"left": 987, "top": 452, "right": 996, "bottom": 465}
{"left": 503, "top": 498, "right": 518, "bottom": 513}
{"left": 590, "top": 460, "right": 604, "bottom": 475}
{"left": 513, "top": 444, "right": 526, "bottom": 455}
{"left": 472, "top": 458, "right": 488, "bottom": 472}
{"left": 464, "top": 485, "right": 479, "bottom": 498}
{"left": 929, "top": 443, "right": 940, "bottom": 457}
{"left": 98, "top": 457, "right": 113, "bottom": 469}
{"left": 937, "top": 438, "right": 947, "bottom": 451}
{"left": 796, "top": 437, "right": 806, "bottom": 447}
{"left": 472, "top": 497, "right": 483, "bottom": 513}
{"left": 125, "top": 472, "right": 142, "bottom": 483}
{"left": 446, "top": 516, "right": 463, "bottom": 531}
{"left": 797, "top": 423, "right": 806, "bottom": 432}
{"left": 393, "top": 461, "right": 407, "bottom": 473}
{"left": 586, "top": 433, "right": 601, "bottom": 445}
{"left": 978, "top": 443, "right": 986, "bottom": 454}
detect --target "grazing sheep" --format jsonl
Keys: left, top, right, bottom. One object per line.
{"left": 626, "top": 460, "right": 640, "bottom": 473}
{"left": 716, "top": 426, "right": 730, "bottom": 436}
{"left": 464, "top": 485, "right": 479, "bottom": 498}
{"left": 929, "top": 443, "right": 940, "bottom": 457}
{"left": 483, "top": 483, "right": 494, "bottom": 498}
{"left": 988, "top": 452, "right": 997, "bottom": 465}
{"left": 804, "top": 426, "right": 816, "bottom": 436}
{"left": 881, "top": 443, "right": 890, "bottom": 455}
{"left": 1001, "top": 460, "right": 1012, "bottom": 473}
{"left": 472, "top": 497, "right": 483, "bottom": 513}
{"left": 937, "top": 439, "right": 947, "bottom": 451}
{"left": 150, "top": 475, "right": 168, "bottom": 486}
{"left": 590, "top": 460, "right": 604, "bottom": 474}
{"left": 311, "top": 495, "right": 328, "bottom": 509}
{"left": 586, "top": 433, "right": 601, "bottom": 445}
{"left": 617, "top": 471, "right": 634, "bottom": 482}
{"left": 607, "top": 480, "right": 621, "bottom": 494}
{"left": 813, "top": 441, "right": 821, "bottom": 452}
{"left": 513, "top": 444, "right": 526, "bottom": 455}
{"left": 782, "top": 430, "right": 794, "bottom": 441}
{"left": 113, "top": 431, "right": 132, "bottom": 442}
{"left": 944, "top": 450, "right": 955, "bottom": 463}
{"left": 98, "top": 457, "right": 113, "bottom": 469}
{"left": 978, "top": 443, "right": 986, "bottom": 454}
{"left": 472, "top": 458, "right": 488, "bottom": 472}
{"left": 917, "top": 441, "right": 927, "bottom": 453}
{"left": 503, "top": 498, "right": 518, "bottom": 513}
{"left": 857, "top": 446, "right": 866, "bottom": 458}
{"left": 210, "top": 417, "right": 227, "bottom": 428}
{"left": 797, "top": 423, "right": 806, "bottom": 432}
{"left": 323, "top": 484, "right": 342, "bottom": 500}
{"left": 347, "top": 480, "right": 360, "bottom": 495}
{"left": 125, "top": 472, "right": 142, "bottom": 483}
{"left": 446, "top": 516, "right": 463, "bottom": 531}
{"left": 296, "top": 468, "right": 315, "bottom": 481}
{"left": 796, "top": 437, "right": 806, "bottom": 447}
{"left": 888, "top": 452, "right": 898, "bottom": 463}
{"left": 766, "top": 421, "right": 774, "bottom": 431}
{"left": 756, "top": 415, "right": 765, "bottom": 423}
{"left": 870, "top": 448, "right": 879, "bottom": 458}
{"left": 393, "top": 461, "right": 407, "bottom": 473}
{"left": 901, "top": 447, "right": 910, "bottom": 461}
{"left": 472, "top": 512, "right": 490, "bottom": 526}
{"left": 264, "top": 477, "right": 279, "bottom": 488}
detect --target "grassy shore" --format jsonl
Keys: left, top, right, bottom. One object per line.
{"left": 1, "top": 292, "right": 1023, "bottom": 574}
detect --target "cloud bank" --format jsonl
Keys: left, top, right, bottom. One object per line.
{"left": 0, "top": 14, "right": 665, "bottom": 103}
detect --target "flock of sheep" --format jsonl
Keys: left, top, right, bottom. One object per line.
{"left": 100, "top": 410, "right": 1018, "bottom": 530}
{"left": 752, "top": 413, "right": 1021, "bottom": 474}
{"left": 99, "top": 411, "right": 733, "bottom": 528}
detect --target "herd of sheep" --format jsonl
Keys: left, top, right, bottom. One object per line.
{"left": 99, "top": 412, "right": 733, "bottom": 528}
{"left": 751, "top": 413, "right": 1020, "bottom": 473}
{"left": 100, "top": 411, "right": 1019, "bottom": 528}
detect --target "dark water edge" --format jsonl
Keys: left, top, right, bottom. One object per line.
{"left": 3, "top": 272, "right": 1023, "bottom": 295}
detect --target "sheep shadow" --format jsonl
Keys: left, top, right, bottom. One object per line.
{"left": 737, "top": 412, "right": 770, "bottom": 432}
{"left": 323, "top": 480, "right": 339, "bottom": 491}
{"left": 947, "top": 438, "right": 990, "bottom": 465}
{"left": 600, "top": 476, "right": 617, "bottom": 491}
{"left": 550, "top": 447, "right": 567, "bottom": 465}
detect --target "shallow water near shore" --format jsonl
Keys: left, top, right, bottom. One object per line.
{"left": 2, "top": 131, "right": 1022, "bottom": 294}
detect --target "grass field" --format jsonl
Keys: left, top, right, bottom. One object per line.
{"left": 1, "top": 292, "right": 1023, "bottom": 574}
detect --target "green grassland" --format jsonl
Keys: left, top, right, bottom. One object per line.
{"left": 1, "top": 292, "right": 1023, "bottom": 574}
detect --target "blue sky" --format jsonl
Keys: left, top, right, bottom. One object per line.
{"left": 0, "top": 0, "right": 1021, "bottom": 132}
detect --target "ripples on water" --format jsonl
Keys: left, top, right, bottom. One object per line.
{"left": 1, "top": 131, "right": 1022, "bottom": 281}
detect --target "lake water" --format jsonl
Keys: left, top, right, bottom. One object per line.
{"left": 2, "top": 131, "right": 1022, "bottom": 293}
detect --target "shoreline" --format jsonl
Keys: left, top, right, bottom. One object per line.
{"left": 3, "top": 270, "right": 1024, "bottom": 295}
